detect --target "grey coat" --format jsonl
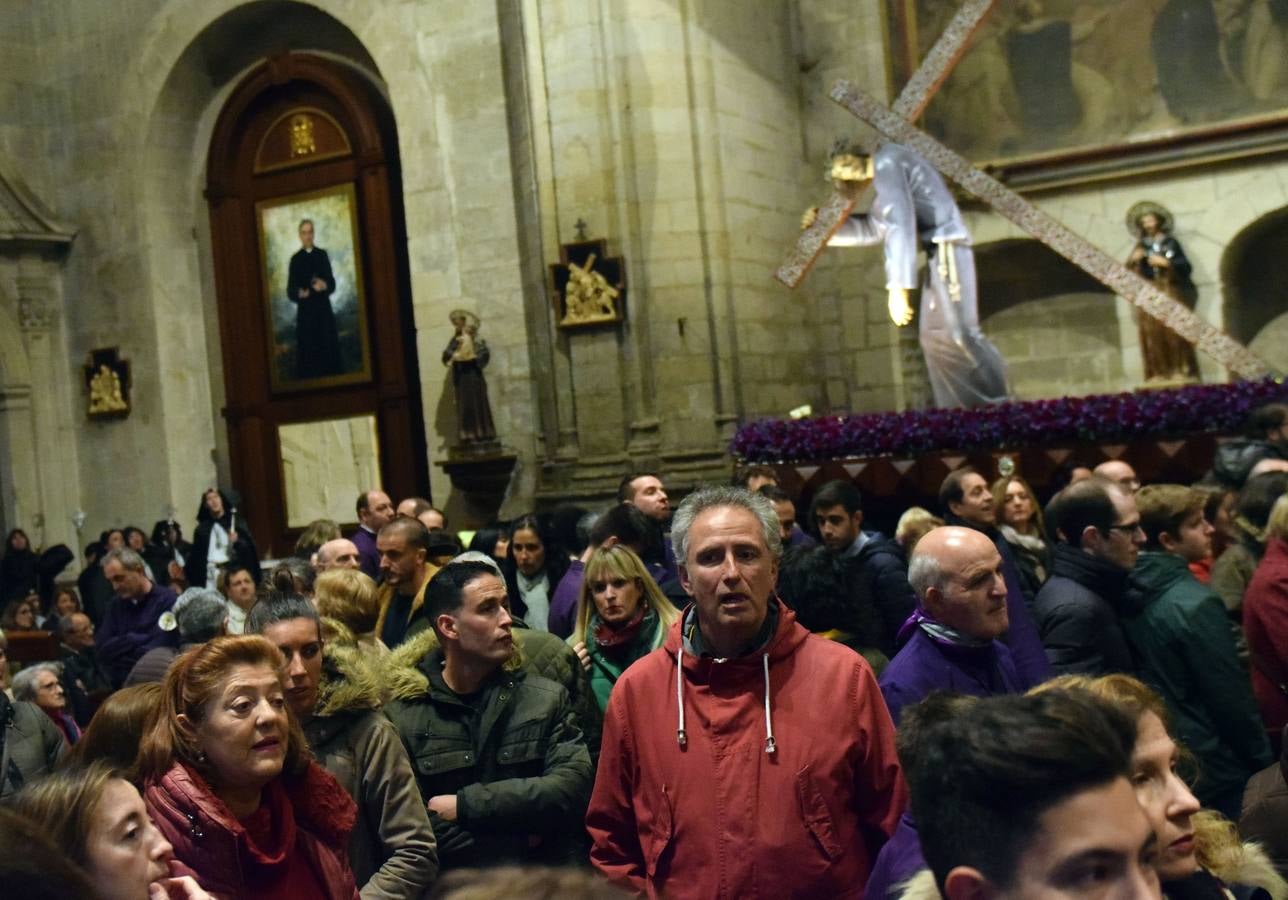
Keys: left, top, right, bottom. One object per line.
{"left": 0, "top": 695, "right": 67, "bottom": 800}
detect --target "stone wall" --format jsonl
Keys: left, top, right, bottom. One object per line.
{"left": 0, "top": 0, "right": 1284, "bottom": 548}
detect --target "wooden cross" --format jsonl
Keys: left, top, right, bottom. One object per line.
{"left": 775, "top": 0, "right": 998, "bottom": 288}
{"left": 827, "top": 81, "right": 1277, "bottom": 380}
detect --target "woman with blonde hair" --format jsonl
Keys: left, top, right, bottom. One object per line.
{"left": 137, "top": 635, "right": 359, "bottom": 898}
{"left": 569, "top": 545, "right": 679, "bottom": 713}
{"left": 1044, "top": 673, "right": 1286, "bottom": 900}
{"left": 313, "top": 567, "right": 388, "bottom": 658}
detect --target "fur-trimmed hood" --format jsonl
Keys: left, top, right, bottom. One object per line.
{"left": 383, "top": 625, "right": 527, "bottom": 703}
{"left": 314, "top": 629, "right": 384, "bottom": 719}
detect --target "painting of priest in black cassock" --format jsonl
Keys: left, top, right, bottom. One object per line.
{"left": 258, "top": 184, "right": 371, "bottom": 392}
{"left": 287, "top": 218, "right": 343, "bottom": 379}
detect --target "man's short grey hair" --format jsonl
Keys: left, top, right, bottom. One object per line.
{"left": 450, "top": 550, "right": 503, "bottom": 577}
{"left": 12, "top": 663, "right": 61, "bottom": 702}
{"left": 57, "top": 615, "right": 79, "bottom": 637}
{"left": 174, "top": 588, "right": 229, "bottom": 643}
{"left": 908, "top": 548, "right": 951, "bottom": 601}
{"left": 102, "top": 547, "right": 146, "bottom": 573}
{"left": 670, "top": 486, "right": 782, "bottom": 564}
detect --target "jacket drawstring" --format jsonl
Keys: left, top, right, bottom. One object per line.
{"left": 675, "top": 645, "right": 687, "bottom": 747}
{"left": 762, "top": 653, "right": 776, "bottom": 754}
{"left": 674, "top": 646, "right": 776, "bottom": 754}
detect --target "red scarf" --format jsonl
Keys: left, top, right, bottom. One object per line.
{"left": 592, "top": 606, "right": 648, "bottom": 656}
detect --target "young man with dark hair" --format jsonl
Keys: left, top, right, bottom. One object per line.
{"left": 1214, "top": 402, "right": 1288, "bottom": 488}
{"left": 904, "top": 690, "right": 1159, "bottom": 900}
{"left": 731, "top": 464, "right": 779, "bottom": 492}
{"left": 384, "top": 561, "right": 592, "bottom": 873}
{"left": 938, "top": 467, "right": 1052, "bottom": 687}
{"left": 1033, "top": 478, "right": 1143, "bottom": 676}
{"left": 810, "top": 478, "right": 915, "bottom": 655}
{"left": 1123, "top": 484, "right": 1272, "bottom": 819}
{"left": 759, "top": 483, "right": 815, "bottom": 549}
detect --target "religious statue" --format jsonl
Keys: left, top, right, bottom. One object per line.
{"left": 88, "top": 364, "right": 128, "bottom": 415}
{"left": 562, "top": 253, "right": 620, "bottom": 324}
{"left": 803, "top": 143, "right": 1010, "bottom": 409}
{"left": 287, "top": 217, "right": 343, "bottom": 379}
{"left": 1126, "top": 201, "right": 1199, "bottom": 383}
{"left": 442, "top": 310, "right": 497, "bottom": 445}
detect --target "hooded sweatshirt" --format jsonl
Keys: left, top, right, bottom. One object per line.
{"left": 587, "top": 599, "right": 906, "bottom": 899}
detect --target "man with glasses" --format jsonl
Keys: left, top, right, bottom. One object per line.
{"left": 1034, "top": 478, "right": 1144, "bottom": 676}
{"left": 57, "top": 612, "right": 111, "bottom": 726}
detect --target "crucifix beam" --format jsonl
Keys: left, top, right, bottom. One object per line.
{"left": 828, "top": 81, "right": 1278, "bottom": 380}
{"left": 775, "top": 0, "right": 997, "bottom": 288}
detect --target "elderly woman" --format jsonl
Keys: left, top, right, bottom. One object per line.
{"left": 992, "top": 474, "right": 1050, "bottom": 601}
{"left": 137, "top": 634, "right": 359, "bottom": 899}
{"left": 314, "top": 567, "right": 389, "bottom": 658}
{"left": 12, "top": 761, "right": 211, "bottom": 900}
{"left": 568, "top": 545, "right": 680, "bottom": 713}
{"left": 12, "top": 662, "right": 79, "bottom": 747}
{"left": 248, "top": 592, "right": 438, "bottom": 898}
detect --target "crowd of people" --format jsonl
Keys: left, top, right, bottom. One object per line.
{"left": 1, "top": 404, "right": 1288, "bottom": 898}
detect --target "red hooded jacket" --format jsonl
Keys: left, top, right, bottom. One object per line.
{"left": 586, "top": 601, "right": 906, "bottom": 899}
{"left": 145, "top": 760, "right": 359, "bottom": 900}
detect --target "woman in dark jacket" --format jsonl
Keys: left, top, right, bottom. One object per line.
{"left": 184, "top": 488, "right": 261, "bottom": 590}
{"left": 992, "top": 474, "right": 1050, "bottom": 603}
{"left": 248, "top": 592, "right": 439, "bottom": 898}
{"left": 1, "top": 528, "right": 38, "bottom": 601}
{"left": 138, "top": 635, "right": 359, "bottom": 899}
{"left": 501, "top": 514, "right": 570, "bottom": 631}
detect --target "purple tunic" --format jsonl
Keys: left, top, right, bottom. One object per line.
{"left": 878, "top": 627, "right": 1024, "bottom": 726}
{"left": 97, "top": 582, "right": 179, "bottom": 688}
{"left": 349, "top": 526, "right": 380, "bottom": 580}
{"left": 865, "top": 813, "right": 924, "bottom": 900}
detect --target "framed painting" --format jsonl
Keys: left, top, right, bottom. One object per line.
{"left": 885, "top": 0, "right": 1288, "bottom": 189}
{"left": 256, "top": 183, "right": 373, "bottom": 392}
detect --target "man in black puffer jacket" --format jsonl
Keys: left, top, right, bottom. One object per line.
{"left": 1033, "top": 478, "right": 1143, "bottom": 676}
{"left": 810, "top": 479, "right": 916, "bottom": 657}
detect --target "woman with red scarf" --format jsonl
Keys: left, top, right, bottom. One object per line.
{"left": 138, "top": 635, "right": 359, "bottom": 899}
{"left": 568, "top": 545, "right": 680, "bottom": 713}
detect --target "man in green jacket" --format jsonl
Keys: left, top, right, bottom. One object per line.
{"left": 385, "top": 561, "right": 593, "bottom": 872}
{"left": 1122, "top": 484, "right": 1272, "bottom": 819}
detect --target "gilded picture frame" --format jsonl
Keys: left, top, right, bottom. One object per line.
{"left": 256, "top": 182, "right": 373, "bottom": 393}
{"left": 885, "top": 0, "right": 1288, "bottom": 190}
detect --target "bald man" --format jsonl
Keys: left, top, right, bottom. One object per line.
{"left": 1093, "top": 460, "right": 1140, "bottom": 494}
{"left": 877, "top": 526, "right": 1025, "bottom": 725}
{"left": 315, "top": 538, "right": 361, "bottom": 572}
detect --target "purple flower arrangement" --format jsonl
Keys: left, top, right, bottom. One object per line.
{"left": 731, "top": 379, "right": 1288, "bottom": 463}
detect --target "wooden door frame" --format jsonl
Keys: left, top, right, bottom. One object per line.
{"left": 205, "top": 53, "right": 428, "bottom": 557}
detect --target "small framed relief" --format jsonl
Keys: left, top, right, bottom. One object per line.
{"left": 84, "top": 347, "right": 131, "bottom": 420}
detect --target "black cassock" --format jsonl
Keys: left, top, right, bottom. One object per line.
{"left": 286, "top": 246, "right": 343, "bottom": 379}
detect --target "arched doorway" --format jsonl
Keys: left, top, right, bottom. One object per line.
{"left": 976, "top": 238, "right": 1130, "bottom": 399}
{"left": 206, "top": 53, "right": 427, "bottom": 556}
{"left": 1222, "top": 206, "right": 1288, "bottom": 372}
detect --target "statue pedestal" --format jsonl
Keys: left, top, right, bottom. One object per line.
{"left": 436, "top": 444, "right": 517, "bottom": 513}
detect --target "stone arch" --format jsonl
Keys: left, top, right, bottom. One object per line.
{"left": 119, "top": 0, "right": 446, "bottom": 515}
{"left": 975, "top": 238, "right": 1132, "bottom": 399}
{"left": 1220, "top": 205, "right": 1288, "bottom": 374}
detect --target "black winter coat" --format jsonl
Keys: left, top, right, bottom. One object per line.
{"left": 1032, "top": 543, "right": 1136, "bottom": 676}
{"left": 848, "top": 533, "right": 917, "bottom": 658}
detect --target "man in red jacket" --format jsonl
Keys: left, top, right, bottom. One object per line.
{"left": 586, "top": 486, "right": 907, "bottom": 899}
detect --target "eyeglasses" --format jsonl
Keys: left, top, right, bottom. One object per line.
{"left": 1104, "top": 522, "right": 1144, "bottom": 537}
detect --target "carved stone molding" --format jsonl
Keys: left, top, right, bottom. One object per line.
{"left": 0, "top": 155, "right": 75, "bottom": 255}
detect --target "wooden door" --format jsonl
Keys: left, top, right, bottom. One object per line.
{"left": 206, "top": 54, "right": 427, "bottom": 557}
